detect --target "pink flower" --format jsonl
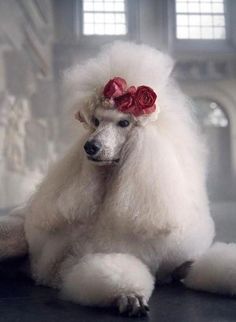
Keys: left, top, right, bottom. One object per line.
{"left": 103, "top": 77, "right": 127, "bottom": 99}
{"left": 135, "top": 86, "right": 156, "bottom": 108}
{"left": 114, "top": 92, "right": 134, "bottom": 113}
{"left": 130, "top": 85, "right": 157, "bottom": 117}
{"left": 102, "top": 77, "right": 157, "bottom": 118}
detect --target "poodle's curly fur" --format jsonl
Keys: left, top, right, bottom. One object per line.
{"left": 1, "top": 42, "right": 236, "bottom": 316}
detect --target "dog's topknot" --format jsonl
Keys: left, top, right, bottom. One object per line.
{"left": 64, "top": 41, "right": 174, "bottom": 125}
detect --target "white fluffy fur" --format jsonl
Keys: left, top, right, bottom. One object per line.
{"left": 61, "top": 253, "right": 154, "bottom": 306}
{"left": 184, "top": 242, "right": 236, "bottom": 295}
{"left": 0, "top": 42, "right": 235, "bottom": 313}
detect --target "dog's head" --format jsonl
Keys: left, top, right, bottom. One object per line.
{"left": 65, "top": 41, "right": 174, "bottom": 166}
{"left": 82, "top": 107, "right": 135, "bottom": 165}
{"left": 76, "top": 76, "right": 159, "bottom": 165}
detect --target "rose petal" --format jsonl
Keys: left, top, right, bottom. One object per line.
{"left": 103, "top": 77, "right": 127, "bottom": 98}
{"left": 127, "top": 86, "right": 136, "bottom": 94}
{"left": 114, "top": 92, "right": 134, "bottom": 112}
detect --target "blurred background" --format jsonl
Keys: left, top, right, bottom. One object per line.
{"left": 0, "top": 0, "right": 235, "bottom": 233}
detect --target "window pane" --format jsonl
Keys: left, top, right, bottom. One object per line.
{"left": 114, "top": 2, "right": 125, "bottom": 11}
{"left": 214, "top": 27, "right": 225, "bottom": 39}
{"left": 84, "top": 13, "right": 94, "bottom": 23}
{"left": 177, "top": 27, "right": 189, "bottom": 39}
{"left": 176, "top": 3, "right": 188, "bottom": 13}
{"left": 104, "top": 2, "right": 114, "bottom": 11}
{"left": 94, "top": 24, "right": 105, "bottom": 34}
{"left": 212, "top": 2, "right": 224, "bottom": 13}
{"left": 201, "top": 27, "right": 213, "bottom": 39}
{"left": 115, "top": 13, "right": 125, "bottom": 23}
{"left": 201, "top": 15, "right": 213, "bottom": 26}
{"left": 94, "top": 13, "right": 104, "bottom": 23}
{"left": 104, "top": 13, "right": 114, "bottom": 23}
{"left": 177, "top": 14, "right": 189, "bottom": 26}
{"left": 189, "top": 26, "right": 201, "bottom": 38}
{"left": 115, "top": 24, "right": 126, "bottom": 34}
{"left": 213, "top": 15, "right": 225, "bottom": 27}
{"left": 200, "top": 3, "right": 212, "bottom": 13}
{"left": 189, "top": 14, "right": 200, "bottom": 26}
{"left": 83, "top": 2, "right": 93, "bottom": 11}
{"left": 105, "top": 24, "right": 116, "bottom": 34}
{"left": 84, "top": 24, "right": 94, "bottom": 35}
{"left": 188, "top": 2, "right": 200, "bottom": 13}
{"left": 93, "top": 2, "right": 104, "bottom": 11}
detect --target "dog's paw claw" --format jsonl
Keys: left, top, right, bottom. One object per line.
{"left": 116, "top": 294, "right": 149, "bottom": 317}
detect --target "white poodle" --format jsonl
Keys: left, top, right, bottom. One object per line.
{"left": 1, "top": 42, "right": 236, "bottom": 317}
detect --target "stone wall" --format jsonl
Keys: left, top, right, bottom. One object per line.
{"left": 0, "top": 0, "right": 56, "bottom": 207}
{"left": 1, "top": 0, "right": 235, "bottom": 207}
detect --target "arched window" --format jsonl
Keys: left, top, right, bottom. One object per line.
{"left": 193, "top": 98, "right": 231, "bottom": 200}
{"left": 194, "top": 99, "right": 228, "bottom": 127}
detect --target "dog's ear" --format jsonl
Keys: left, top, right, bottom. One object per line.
{"left": 74, "top": 106, "right": 92, "bottom": 129}
{"left": 101, "top": 124, "right": 191, "bottom": 237}
{"left": 75, "top": 111, "right": 85, "bottom": 123}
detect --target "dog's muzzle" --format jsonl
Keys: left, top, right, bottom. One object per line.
{"left": 84, "top": 140, "right": 101, "bottom": 156}
{"left": 84, "top": 140, "right": 120, "bottom": 165}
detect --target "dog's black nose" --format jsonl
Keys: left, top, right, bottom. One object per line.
{"left": 84, "top": 140, "right": 101, "bottom": 156}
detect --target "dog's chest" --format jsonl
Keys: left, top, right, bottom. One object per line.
{"left": 66, "top": 218, "right": 162, "bottom": 274}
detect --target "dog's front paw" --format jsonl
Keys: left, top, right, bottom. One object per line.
{"left": 115, "top": 294, "right": 150, "bottom": 317}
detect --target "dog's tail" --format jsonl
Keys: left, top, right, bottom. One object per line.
{"left": 182, "top": 242, "right": 236, "bottom": 295}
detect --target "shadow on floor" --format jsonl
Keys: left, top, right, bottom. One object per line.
{"left": 0, "top": 273, "right": 235, "bottom": 322}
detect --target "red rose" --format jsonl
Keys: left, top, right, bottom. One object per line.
{"left": 103, "top": 77, "right": 127, "bottom": 99}
{"left": 135, "top": 86, "right": 157, "bottom": 109}
{"left": 114, "top": 92, "right": 134, "bottom": 113}
{"left": 102, "top": 78, "right": 157, "bottom": 118}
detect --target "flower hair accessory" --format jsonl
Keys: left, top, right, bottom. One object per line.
{"left": 103, "top": 77, "right": 157, "bottom": 117}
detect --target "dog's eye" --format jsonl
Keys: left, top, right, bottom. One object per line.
{"left": 92, "top": 117, "right": 100, "bottom": 127}
{"left": 117, "top": 120, "right": 130, "bottom": 128}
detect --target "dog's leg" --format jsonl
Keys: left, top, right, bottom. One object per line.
{"left": 61, "top": 253, "right": 154, "bottom": 317}
{"left": 0, "top": 207, "right": 28, "bottom": 260}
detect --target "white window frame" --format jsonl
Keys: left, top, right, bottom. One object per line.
{"left": 175, "top": 0, "right": 227, "bottom": 40}
{"left": 75, "top": 0, "right": 139, "bottom": 42}
{"left": 82, "top": 0, "right": 127, "bottom": 36}
{"left": 168, "top": 0, "right": 235, "bottom": 54}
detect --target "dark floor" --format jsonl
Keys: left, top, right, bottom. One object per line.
{"left": 0, "top": 203, "right": 236, "bottom": 322}
{"left": 0, "top": 274, "right": 236, "bottom": 322}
